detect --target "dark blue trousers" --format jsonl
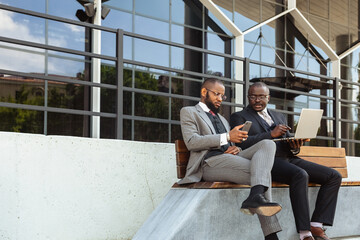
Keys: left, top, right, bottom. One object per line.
{"left": 271, "top": 156, "right": 342, "bottom": 232}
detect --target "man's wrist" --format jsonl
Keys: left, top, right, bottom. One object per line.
{"left": 226, "top": 132, "right": 230, "bottom": 142}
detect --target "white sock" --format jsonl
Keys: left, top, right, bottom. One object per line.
{"left": 310, "top": 222, "right": 323, "bottom": 228}
{"left": 299, "top": 230, "right": 312, "bottom": 240}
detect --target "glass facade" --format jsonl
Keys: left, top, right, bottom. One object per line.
{"left": 0, "top": 0, "right": 359, "bottom": 156}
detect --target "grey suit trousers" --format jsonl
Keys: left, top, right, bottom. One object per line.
{"left": 202, "top": 139, "right": 282, "bottom": 236}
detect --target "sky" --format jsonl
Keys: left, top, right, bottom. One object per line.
{"left": 0, "top": 0, "right": 358, "bottom": 109}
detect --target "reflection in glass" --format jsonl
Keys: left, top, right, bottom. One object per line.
{"left": 100, "top": 117, "right": 115, "bottom": 139}
{"left": 135, "top": 0, "right": 169, "bottom": 20}
{"left": 47, "top": 112, "right": 89, "bottom": 137}
{"left": 134, "top": 39, "right": 169, "bottom": 67}
{"left": 48, "top": 21, "right": 85, "bottom": 51}
{"left": 123, "top": 91, "right": 132, "bottom": 116}
{"left": 0, "top": 45, "right": 45, "bottom": 73}
{"left": 102, "top": 8, "right": 132, "bottom": 32}
{"left": 105, "top": 0, "right": 133, "bottom": 12}
{"left": 171, "top": 46, "right": 184, "bottom": 70}
{"left": 134, "top": 120, "right": 168, "bottom": 142}
{"left": 135, "top": 15, "right": 169, "bottom": 40}
{"left": 0, "top": 10, "right": 45, "bottom": 43}
{"left": 102, "top": 31, "right": 116, "bottom": 57}
{"left": 123, "top": 119, "right": 132, "bottom": 140}
{"left": 0, "top": 108, "right": 44, "bottom": 133}
{"left": 48, "top": 0, "right": 82, "bottom": 20}
{"left": 0, "top": 74, "right": 45, "bottom": 106}
{"left": 134, "top": 93, "right": 169, "bottom": 119}
{"left": 171, "top": 0, "right": 185, "bottom": 24}
{"left": 47, "top": 55, "right": 86, "bottom": 77}
{"left": 207, "top": 54, "right": 225, "bottom": 76}
{"left": 171, "top": 77, "right": 201, "bottom": 98}
{"left": 171, "top": 124, "right": 182, "bottom": 142}
{"left": 47, "top": 83, "right": 88, "bottom": 111}
{"left": 343, "top": 123, "right": 360, "bottom": 156}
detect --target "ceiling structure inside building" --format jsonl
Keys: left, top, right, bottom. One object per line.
{"left": 213, "top": 0, "right": 359, "bottom": 56}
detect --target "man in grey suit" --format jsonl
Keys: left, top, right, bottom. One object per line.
{"left": 179, "top": 78, "right": 282, "bottom": 240}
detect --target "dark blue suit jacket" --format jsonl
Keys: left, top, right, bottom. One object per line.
{"left": 230, "top": 106, "right": 293, "bottom": 157}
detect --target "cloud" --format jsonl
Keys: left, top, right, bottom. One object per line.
{"left": 0, "top": 9, "right": 81, "bottom": 75}
{"left": 67, "top": 24, "right": 83, "bottom": 33}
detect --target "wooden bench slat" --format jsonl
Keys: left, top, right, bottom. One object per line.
{"left": 177, "top": 166, "right": 186, "bottom": 179}
{"left": 173, "top": 181, "right": 360, "bottom": 189}
{"left": 174, "top": 140, "right": 349, "bottom": 187}
{"left": 300, "top": 156, "right": 347, "bottom": 168}
{"left": 176, "top": 152, "right": 189, "bottom": 166}
{"left": 298, "top": 146, "right": 346, "bottom": 157}
{"left": 175, "top": 140, "right": 188, "bottom": 153}
{"left": 334, "top": 168, "right": 348, "bottom": 178}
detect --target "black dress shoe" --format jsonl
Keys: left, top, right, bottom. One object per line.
{"left": 240, "top": 193, "right": 282, "bottom": 216}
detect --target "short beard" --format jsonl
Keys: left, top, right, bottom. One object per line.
{"left": 204, "top": 92, "right": 219, "bottom": 114}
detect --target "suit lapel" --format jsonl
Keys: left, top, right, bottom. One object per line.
{"left": 246, "top": 106, "right": 269, "bottom": 132}
{"left": 219, "top": 115, "right": 229, "bottom": 131}
{"left": 195, "top": 104, "right": 216, "bottom": 134}
{"left": 267, "top": 109, "right": 281, "bottom": 125}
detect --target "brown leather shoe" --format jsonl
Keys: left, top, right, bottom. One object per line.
{"left": 310, "top": 226, "right": 330, "bottom": 240}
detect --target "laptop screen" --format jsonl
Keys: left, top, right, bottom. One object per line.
{"left": 294, "top": 108, "right": 324, "bottom": 139}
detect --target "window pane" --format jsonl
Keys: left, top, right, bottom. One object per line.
{"left": 47, "top": 112, "right": 89, "bottom": 137}
{"left": 48, "top": 0, "right": 80, "bottom": 20}
{"left": 2, "top": 0, "right": 45, "bottom": 12}
{"left": 105, "top": 0, "right": 133, "bottom": 12}
{"left": 134, "top": 120, "right": 168, "bottom": 142}
{"left": 0, "top": 74, "right": 45, "bottom": 106}
{"left": 342, "top": 123, "right": 360, "bottom": 156}
{"left": 101, "top": 117, "right": 116, "bottom": 139}
{"left": 47, "top": 82, "right": 89, "bottom": 111}
{"left": 171, "top": 124, "right": 182, "bottom": 142}
{"left": 134, "top": 39, "right": 169, "bottom": 67}
{"left": 135, "top": 0, "right": 169, "bottom": 21}
{"left": 0, "top": 108, "right": 44, "bottom": 133}
{"left": 134, "top": 93, "right": 169, "bottom": 119}
{"left": 0, "top": 45, "right": 45, "bottom": 73}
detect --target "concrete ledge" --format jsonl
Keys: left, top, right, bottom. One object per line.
{"left": 133, "top": 186, "right": 360, "bottom": 240}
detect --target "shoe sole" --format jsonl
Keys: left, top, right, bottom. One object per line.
{"left": 240, "top": 208, "right": 255, "bottom": 215}
{"left": 241, "top": 205, "right": 282, "bottom": 217}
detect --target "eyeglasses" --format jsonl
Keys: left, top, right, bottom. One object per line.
{"left": 206, "top": 88, "right": 227, "bottom": 101}
{"left": 248, "top": 95, "right": 268, "bottom": 101}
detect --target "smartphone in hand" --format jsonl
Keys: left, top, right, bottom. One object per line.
{"left": 241, "top": 121, "right": 252, "bottom": 132}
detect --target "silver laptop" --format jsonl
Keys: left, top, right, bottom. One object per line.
{"left": 273, "top": 108, "right": 324, "bottom": 142}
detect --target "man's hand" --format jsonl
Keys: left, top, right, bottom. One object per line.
{"left": 287, "top": 139, "right": 309, "bottom": 149}
{"left": 224, "top": 146, "right": 241, "bottom": 155}
{"left": 229, "top": 124, "right": 248, "bottom": 143}
{"left": 271, "top": 124, "right": 291, "bottom": 138}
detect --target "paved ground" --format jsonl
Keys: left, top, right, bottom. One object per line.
{"left": 333, "top": 236, "right": 360, "bottom": 240}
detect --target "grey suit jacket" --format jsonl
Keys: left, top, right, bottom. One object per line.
{"left": 178, "top": 103, "right": 231, "bottom": 184}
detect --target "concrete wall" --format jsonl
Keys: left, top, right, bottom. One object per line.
{"left": 0, "top": 131, "right": 359, "bottom": 240}
{"left": 0, "top": 132, "right": 177, "bottom": 240}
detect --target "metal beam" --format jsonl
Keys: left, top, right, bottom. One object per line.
{"left": 243, "top": 9, "right": 295, "bottom": 35}
{"left": 290, "top": 9, "right": 339, "bottom": 61}
{"left": 199, "top": 0, "right": 242, "bottom": 37}
{"left": 339, "top": 41, "right": 360, "bottom": 59}
{"left": 91, "top": 0, "right": 102, "bottom": 138}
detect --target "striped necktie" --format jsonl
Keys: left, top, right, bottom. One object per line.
{"left": 260, "top": 110, "right": 274, "bottom": 126}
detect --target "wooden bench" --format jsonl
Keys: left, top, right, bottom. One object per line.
{"left": 173, "top": 139, "right": 353, "bottom": 189}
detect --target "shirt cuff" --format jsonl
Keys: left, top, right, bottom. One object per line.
{"left": 220, "top": 133, "right": 228, "bottom": 146}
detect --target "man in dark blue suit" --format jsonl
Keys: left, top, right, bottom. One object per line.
{"left": 230, "top": 82, "right": 342, "bottom": 240}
